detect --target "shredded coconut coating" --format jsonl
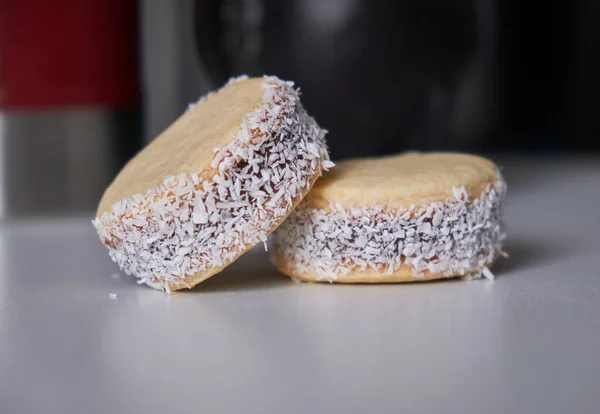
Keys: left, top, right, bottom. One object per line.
{"left": 93, "top": 76, "right": 332, "bottom": 291}
{"left": 273, "top": 179, "right": 506, "bottom": 281}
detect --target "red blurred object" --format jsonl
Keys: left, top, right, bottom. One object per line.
{"left": 0, "top": 0, "right": 140, "bottom": 109}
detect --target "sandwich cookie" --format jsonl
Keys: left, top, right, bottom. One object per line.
{"left": 93, "top": 76, "right": 333, "bottom": 291}
{"left": 273, "top": 153, "right": 506, "bottom": 283}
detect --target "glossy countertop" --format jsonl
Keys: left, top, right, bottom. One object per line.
{"left": 1, "top": 157, "right": 599, "bottom": 414}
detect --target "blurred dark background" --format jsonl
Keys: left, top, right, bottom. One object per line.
{"left": 194, "top": 0, "right": 599, "bottom": 156}
{"left": 1, "top": 0, "right": 598, "bottom": 217}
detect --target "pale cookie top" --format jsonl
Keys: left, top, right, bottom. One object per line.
{"left": 98, "top": 77, "right": 266, "bottom": 216}
{"left": 303, "top": 152, "right": 500, "bottom": 209}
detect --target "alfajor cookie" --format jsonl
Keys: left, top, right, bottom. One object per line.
{"left": 93, "top": 76, "right": 333, "bottom": 292}
{"left": 272, "top": 152, "right": 506, "bottom": 283}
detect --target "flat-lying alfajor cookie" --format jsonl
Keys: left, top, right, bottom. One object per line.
{"left": 93, "top": 76, "right": 333, "bottom": 292}
{"left": 272, "top": 152, "right": 506, "bottom": 283}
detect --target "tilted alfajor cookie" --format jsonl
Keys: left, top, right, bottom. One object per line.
{"left": 273, "top": 152, "right": 506, "bottom": 283}
{"left": 93, "top": 76, "right": 333, "bottom": 292}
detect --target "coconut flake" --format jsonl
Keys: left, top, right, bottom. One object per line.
{"left": 481, "top": 266, "right": 495, "bottom": 281}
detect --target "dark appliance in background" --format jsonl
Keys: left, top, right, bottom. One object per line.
{"left": 194, "top": 0, "right": 600, "bottom": 157}
{"left": 195, "top": 0, "right": 497, "bottom": 160}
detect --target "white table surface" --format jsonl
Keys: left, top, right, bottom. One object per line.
{"left": 1, "top": 157, "right": 599, "bottom": 414}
